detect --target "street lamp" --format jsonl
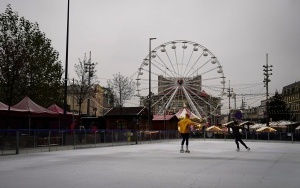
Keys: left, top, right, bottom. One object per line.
{"left": 63, "top": 0, "right": 70, "bottom": 129}
{"left": 148, "top": 37, "right": 156, "bottom": 130}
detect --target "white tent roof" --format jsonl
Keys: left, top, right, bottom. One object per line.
{"left": 238, "top": 121, "right": 255, "bottom": 127}
{"left": 269, "top": 120, "right": 296, "bottom": 128}
{"left": 250, "top": 124, "right": 265, "bottom": 129}
{"left": 222, "top": 121, "right": 234, "bottom": 126}
{"left": 269, "top": 121, "right": 278, "bottom": 126}
{"left": 276, "top": 120, "right": 295, "bottom": 126}
{"left": 206, "top": 125, "right": 222, "bottom": 132}
{"left": 256, "top": 126, "right": 277, "bottom": 132}
{"left": 175, "top": 108, "right": 200, "bottom": 119}
{"left": 269, "top": 120, "right": 296, "bottom": 126}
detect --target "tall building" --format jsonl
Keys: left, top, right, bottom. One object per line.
{"left": 240, "top": 106, "right": 260, "bottom": 122}
{"left": 282, "top": 81, "right": 300, "bottom": 122}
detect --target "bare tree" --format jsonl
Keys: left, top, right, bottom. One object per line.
{"left": 107, "top": 73, "right": 135, "bottom": 129}
{"left": 68, "top": 52, "right": 97, "bottom": 115}
{"left": 108, "top": 72, "right": 135, "bottom": 107}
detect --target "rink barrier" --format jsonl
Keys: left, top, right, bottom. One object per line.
{"left": 0, "top": 129, "right": 299, "bottom": 155}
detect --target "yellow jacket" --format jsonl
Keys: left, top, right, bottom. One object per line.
{"left": 178, "top": 118, "right": 193, "bottom": 133}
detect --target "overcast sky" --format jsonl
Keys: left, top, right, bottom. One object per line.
{"left": 1, "top": 0, "right": 299, "bottom": 112}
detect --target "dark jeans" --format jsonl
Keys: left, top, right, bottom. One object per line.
{"left": 235, "top": 135, "right": 248, "bottom": 148}
{"left": 181, "top": 133, "right": 189, "bottom": 145}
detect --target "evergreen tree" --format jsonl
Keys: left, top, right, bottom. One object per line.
{"left": 269, "top": 91, "right": 291, "bottom": 121}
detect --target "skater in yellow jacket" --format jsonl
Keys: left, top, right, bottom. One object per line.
{"left": 178, "top": 113, "right": 195, "bottom": 153}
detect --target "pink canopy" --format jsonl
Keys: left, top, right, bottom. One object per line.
{"left": 152, "top": 115, "right": 176, "bottom": 121}
{"left": 0, "top": 101, "right": 27, "bottom": 115}
{"left": 12, "top": 96, "right": 58, "bottom": 117}
{"left": 48, "top": 104, "right": 67, "bottom": 114}
{"left": 0, "top": 101, "right": 10, "bottom": 111}
{"left": 48, "top": 104, "right": 74, "bottom": 116}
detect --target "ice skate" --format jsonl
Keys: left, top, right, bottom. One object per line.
{"left": 236, "top": 148, "right": 240, "bottom": 152}
{"left": 185, "top": 146, "right": 190, "bottom": 153}
{"left": 180, "top": 146, "right": 184, "bottom": 153}
{"left": 247, "top": 147, "right": 250, "bottom": 151}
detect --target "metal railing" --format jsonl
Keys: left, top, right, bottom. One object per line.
{"left": 0, "top": 129, "right": 179, "bottom": 155}
{"left": 1, "top": 129, "right": 299, "bottom": 155}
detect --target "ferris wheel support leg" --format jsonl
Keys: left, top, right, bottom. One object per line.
{"left": 182, "top": 87, "right": 202, "bottom": 118}
{"left": 159, "top": 87, "right": 179, "bottom": 114}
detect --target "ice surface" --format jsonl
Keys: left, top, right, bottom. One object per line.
{"left": 1, "top": 140, "right": 300, "bottom": 188}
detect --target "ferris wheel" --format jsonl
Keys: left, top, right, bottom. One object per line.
{"left": 135, "top": 40, "right": 226, "bottom": 119}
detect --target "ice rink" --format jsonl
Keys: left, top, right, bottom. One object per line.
{"left": 1, "top": 140, "right": 300, "bottom": 188}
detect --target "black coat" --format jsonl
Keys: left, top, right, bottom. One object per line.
{"left": 227, "top": 124, "right": 246, "bottom": 137}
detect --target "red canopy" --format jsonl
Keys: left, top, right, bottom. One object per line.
{"left": 48, "top": 104, "right": 74, "bottom": 115}
{"left": 152, "top": 115, "right": 176, "bottom": 121}
{"left": 12, "top": 96, "right": 58, "bottom": 117}
{"left": 0, "top": 101, "right": 27, "bottom": 115}
{"left": 0, "top": 101, "right": 10, "bottom": 111}
{"left": 1, "top": 101, "right": 22, "bottom": 111}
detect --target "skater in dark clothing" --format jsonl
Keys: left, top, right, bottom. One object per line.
{"left": 178, "top": 113, "right": 195, "bottom": 153}
{"left": 227, "top": 120, "right": 250, "bottom": 151}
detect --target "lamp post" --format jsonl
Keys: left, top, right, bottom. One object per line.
{"left": 84, "top": 51, "right": 95, "bottom": 116}
{"left": 148, "top": 38, "right": 156, "bottom": 130}
{"left": 63, "top": 0, "right": 70, "bottom": 129}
